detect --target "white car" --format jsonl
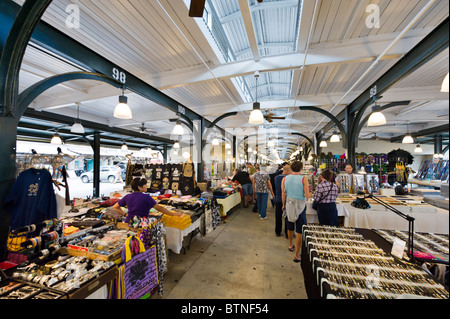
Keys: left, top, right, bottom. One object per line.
{"left": 80, "top": 166, "right": 122, "bottom": 183}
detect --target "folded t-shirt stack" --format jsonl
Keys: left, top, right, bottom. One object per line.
{"left": 161, "top": 213, "right": 192, "bottom": 230}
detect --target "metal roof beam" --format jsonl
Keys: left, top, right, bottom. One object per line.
{"left": 23, "top": 108, "right": 174, "bottom": 145}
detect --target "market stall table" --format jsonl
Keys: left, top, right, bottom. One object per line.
{"left": 165, "top": 218, "right": 202, "bottom": 254}
{"left": 215, "top": 192, "right": 241, "bottom": 218}
{"left": 343, "top": 204, "right": 449, "bottom": 234}
{"left": 300, "top": 225, "right": 449, "bottom": 299}
{"left": 305, "top": 202, "right": 349, "bottom": 224}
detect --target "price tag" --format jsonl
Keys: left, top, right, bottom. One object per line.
{"left": 391, "top": 237, "right": 406, "bottom": 259}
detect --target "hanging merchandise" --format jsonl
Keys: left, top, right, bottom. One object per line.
{"left": 353, "top": 175, "right": 365, "bottom": 193}
{"left": 366, "top": 174, "right": 380, "bottom": 194}
{"left": 4, "top": 169, "right": 57, "bottom": 231}
{"left": 161, "top": 165, "right": 171, "bottom": 191}
{"left": 150, "top": 165, "right": 163, "bottom": 192}
{"left": 395, "top": 161, "right": 408, "bottom": 185}
{"left": 337, "top": 174, "right": 352, "bottom": 193}
{"left": 121, "top": 236, "right": 159, "bottom": 300}
{"left": 181, "top": 162, "right": 195, "bottom": 196}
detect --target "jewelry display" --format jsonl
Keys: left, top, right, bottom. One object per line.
{"left": 373, "top": 229, "right": 449, "bottom": 263}
{"left": 303, "top": 225, "right": 449, "bottom": 299}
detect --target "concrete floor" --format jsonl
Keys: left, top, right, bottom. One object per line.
{"left": 159, "top": 204, "right": 308, "bottom": 299}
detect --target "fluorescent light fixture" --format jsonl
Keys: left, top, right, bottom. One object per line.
{"left": 114, "top": 95, "right": 133, "bottom": 119}
{"left": 414, "top": 145, "right": 423, "bottom": 153}
{"left": 121, "top": 143, "right": 128, "bottom": 151}
{"left": 172, "top": 120, "right": 184, "bottom": 135}
{"left": 441, "top": 73, "right": 449, "bottom": 93}
{"left": 51, "top": 133, "right": 63, "bottom": 145}
{"left": 319, "top": 140, "right": 328, "bottom": 148}
{"left": 249, "top": 102, "right": 265, "bottom": 125}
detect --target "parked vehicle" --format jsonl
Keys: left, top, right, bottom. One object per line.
{"left": 74, "top": 169, "right": 85, "bottom": 177}
{"left": 80, "top": 166, "right": 122, "bottom": 183}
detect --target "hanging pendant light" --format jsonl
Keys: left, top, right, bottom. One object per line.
{"left": 330, "top": 130, "right": 340, "bottom": 143}
{"left": 368, "top": 101, "right": 386, "bottom": 127}
{"left": 267, "top": 139, "right": 275, "bottom": 147}
{"left": 51, "top": 133, "right": 63, "bottom": 145}
{"left": 225, "top": 143, "right": 231, "bottom": 149}
{"left": 172, "top": 115, "right": 184, "bottom": 135}
{"left": 121, "top": 142, "right": 128, "bottom": 151}
{"left": 173, "top": 142, "right": 180, "bottom": 149}
{"left": 212, "top": 138, "right": 220, "bottom": 146}
{"left": 441, "top": 73, "right": 449, "bottom": 93}
{"left": 249, "top": 73, "right": 265, "bottom": 125}
{"left": 71, "top": 103, "right": 85, "bottom": 134}
{"left": 114, "top": 86, "right": 133, "bottom": 119}
{"left": 402, "top": 123, "right": 414, "bottom": 144}
{"left": 319, "top": 140, "right": 328, "bottom": 148}
{"left": 414, "top": 145, "right": 423, "bottom": 153}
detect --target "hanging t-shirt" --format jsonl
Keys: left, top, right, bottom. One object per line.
{"left": 181, "top": 162, "right": 195, "bottom": 195}
{"left": 151, "top": 165, "right": 163, "bottom": 192}
{"left": 4, "top": 168, "right": 57, "bottom": 230}
{"left": 161, "top": 165, "right": 171, "bottom": 191}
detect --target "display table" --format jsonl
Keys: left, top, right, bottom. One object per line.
{"left": 305, "top": 203, "right": 349, "bottom": 224}
{"left": 343, "top": 204, "right": 449, "bottom": 234}
{"left": 301, "top": 226, "right": 449, "bottom": 299}
{"left": 215, "top": 192, "right": 241, "bottom": 217}
{"left": 408, "top": 178, "right": 445, "bottom": 189}
{"left": 165, "top": 218, "right": 201, "bottom": 254}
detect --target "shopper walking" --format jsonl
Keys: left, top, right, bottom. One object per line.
{"left": 274, "top": 163, "right": 292, "bottom": 237}
{"left": 282, "top": 161, "right": 311, "bottom": 262}
{"left": 314, "top": 169, "right": 339, "bottom": 227}
{"left": 231, "top": 169, "right": 253, "bottom": 207}
{"left": 252, "top": 165, "right": 274, "bottom": 220}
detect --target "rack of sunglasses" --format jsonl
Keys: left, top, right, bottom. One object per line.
{"left": 302, "top": 225, "right": 449, "bottom": 299}
{"left": 373, "top": 229, "right": 449, "bottom": 264}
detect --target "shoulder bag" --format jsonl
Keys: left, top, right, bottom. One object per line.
{"left": 312, "top": 183, "right": 333, "bottom": 210}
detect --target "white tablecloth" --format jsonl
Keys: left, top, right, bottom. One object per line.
{"left": 216, "top": 192, "right": 241, "bottom": 217}
{"left": 305, "top": 202, "right": 349, "bottom": 224}
{"left": 343, "top": 204, "right": 449, "bottom": 234}
{"left": 165, "top": 219, "right": 201, "bottom": 254}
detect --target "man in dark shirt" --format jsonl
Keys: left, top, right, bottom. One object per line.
{"left": 274, "top": 164, "right": 292, "bottom": 237}
{"left": 231, "top": 169, "right": 253, "bottom": 207}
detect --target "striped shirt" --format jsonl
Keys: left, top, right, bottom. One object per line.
{"left": 313, "top": 180, "right": 339, "bottom": 204}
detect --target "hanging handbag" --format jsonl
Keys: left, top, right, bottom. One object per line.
{"left": 120, "top": 236, "right": 159, "bottom": 299}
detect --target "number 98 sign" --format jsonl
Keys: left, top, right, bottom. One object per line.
{"left": 113, "top": 68, "right": 127, "bottom": 84}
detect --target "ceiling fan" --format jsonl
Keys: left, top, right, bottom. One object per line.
{"left": 133, "top": 122, "right": 157, "bottom": 135}
{"left": 189, "top": 0, "right": 264, "bottom": 17}
{"left": 264, "top": 110, "right": 286, "bottom": 123}
{"left": 359, "top": 132, "right": 391, "bottom": 141}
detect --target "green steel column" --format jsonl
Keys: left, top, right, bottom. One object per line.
{"left": 93, "top": 132, "right": 100, "bottom": 198}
